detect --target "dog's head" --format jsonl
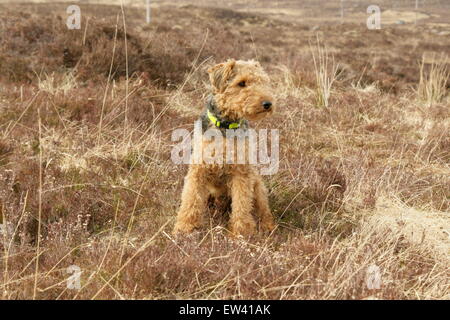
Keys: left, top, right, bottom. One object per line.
{"left": 207, "top": 59, "right": 275, "bottom": 121}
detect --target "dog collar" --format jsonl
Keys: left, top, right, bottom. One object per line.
{"left": 207, "top": 109, "right": 242, "bottom": 129}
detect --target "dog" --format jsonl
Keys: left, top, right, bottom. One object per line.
{"left": 173, "top": 59, "right": 276, "bottom": 237}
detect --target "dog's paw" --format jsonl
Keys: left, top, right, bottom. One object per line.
{"left": 259, "top": 219, "right": 277, "bottom": 233}
{"left": 173, "top": 222, "right": 198, "bottom": 235}
{"left": 229, "top": 220, "right": 257, "bottom": 238}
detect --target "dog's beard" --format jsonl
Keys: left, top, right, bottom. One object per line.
{"left": 246, "top": 108, "right": 273, "bottom": 121}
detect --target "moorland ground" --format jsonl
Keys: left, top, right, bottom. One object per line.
{"left": 0, "top": 0, "right": 449, "bottom": 299}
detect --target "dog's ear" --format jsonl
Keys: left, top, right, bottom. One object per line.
{"left": 208, "top": 59, "right": 236, "bottom": 93}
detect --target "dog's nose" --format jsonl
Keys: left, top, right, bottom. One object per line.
{"left": 262, "top": 101, "right": 272, "bottom": 110}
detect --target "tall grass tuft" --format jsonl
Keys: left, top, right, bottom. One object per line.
{"left": 417, "top": 53, "right": 449, "bottom": 107}
{"left": 310, "top": 37, "right": 340, "bottom": 108}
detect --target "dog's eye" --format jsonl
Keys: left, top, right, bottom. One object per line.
{"left": 238, "top": 81, "right": 246, "bottom": 87}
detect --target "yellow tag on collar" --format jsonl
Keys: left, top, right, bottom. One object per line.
{"left": 207, "top": 110, "right": 240, "bottom": 129}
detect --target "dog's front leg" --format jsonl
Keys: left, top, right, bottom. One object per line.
{"left": 173, "top": 166, "right": 209, "bottom": 234}
{"left": 253, "top": 175, "right": 276, "bottom": 233}
{"left": 229, "top": 170, "right": 257, "bottom": 237}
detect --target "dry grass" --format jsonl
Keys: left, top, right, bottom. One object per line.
{"left": 417, "top": 53, "right": 449, "bottom": 107}
{"left": 0, "top": 2, "right": 449, "bottom": 300}
{"left": 311, "top": 38, "right": 340, "bottom": 108}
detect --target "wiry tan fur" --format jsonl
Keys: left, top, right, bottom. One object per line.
{"left": 173, "top": 59, "right": 276, "bottom": 237}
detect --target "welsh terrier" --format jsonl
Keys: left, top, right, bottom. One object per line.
{"left": 173, "top": 59, "right": 276, "bottom": 237}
